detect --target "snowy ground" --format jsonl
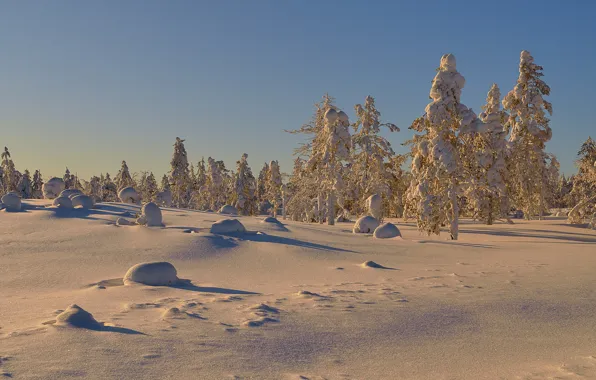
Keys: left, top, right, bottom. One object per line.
{"left": 1, "top": 200, "right": 596, "bottom": 379}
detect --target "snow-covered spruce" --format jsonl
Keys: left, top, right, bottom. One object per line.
{"left": 219, "top": 205, "right": 238, "bottom": 215}
{"left": 210, "top": 219, "right": 246, "bottom": 234}
{"left": 1, "top": 192, "right": 21, "bottom": 211}
{"left": 366, "top": 194, "right": 382, "bottom": 221}
{"left": 42, "top": 177, "right": 65, "bottom": 199}
{"left": 233, "top": 153, "right": 257, "bottom": 215}
{"left": 353, "top": 215, "right": 380, "bottom": 234}
{"left": 373, "top": 222, "right": 401, "bottom": 239}
{"left": 118, "top": 186, "right": 140, "bottom": 204}
{"left": 71, "top": 194, "right": 94, "bottom": 209}
{"left": 266, "top": 160, "right": 283, "bottom": 217}
{"left": 169, "top": 137, "right": 190, "bottom": 208}
{"left": 123, "top": 262, "right": 179, "bottom": 286}
{"left": 53, "top": 196, "right": 73, "bottom": 208}
{"left": 136, "top": 202, "right": 163, "bottom": 227}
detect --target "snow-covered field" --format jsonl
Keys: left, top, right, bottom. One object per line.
{"left": 1, "top": 200, "right": 596, "bottom": 379}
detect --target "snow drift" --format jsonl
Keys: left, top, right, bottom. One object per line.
{"left": 373, "top": 222, "right": 402, "bottom": 239}
{"left": 137, "top": 202, "right": 162, "bottom": 227}
{"left": 353, "top": 215, "right": 380, "bottom": 234}
{"left": 123, "top": 262, "right": 179, "bottom": 286}
{"left": 1, "top": 193, "right": 21, "bottom": 211}
{"left": 210, "top": 219, "right": 246, "bottom": 234}
{"left": 71, "top": 194, "right": 94, "bottom": 209}
{"left": 52, "top": 196, "right": 73, "bottom": 209}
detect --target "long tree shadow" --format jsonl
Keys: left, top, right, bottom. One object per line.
{"left": 418, "top": 240, "right": 496, "bottom": 249}
{"left": 459, "top": 228, "right": 596, "bottom": 243}
{"left": 172, "top": 281, "right": 260, "bottom": 295}
{"left": 233, "top": 231, "right": 356, "bottom": 253}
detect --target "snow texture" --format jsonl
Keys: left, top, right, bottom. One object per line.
{"left": 1, "top": 192, "right": 21, "bottom": 211}
{"left": 118, "top": 187, "right": 141, "bottom": 204}
{"left": 123, "top": 261, "right": 179, "bottom": 286}
{"left": 210, "top": 218, "right": 246, "bottom": 234}
{"left": 373, "top": 222, "right": 402, "bottom": 239}
{"left": 42, "top": 177, "right": 65, "bottom": 199}
{"left": 353, "top": 215, "right": 380, "bottom": 234}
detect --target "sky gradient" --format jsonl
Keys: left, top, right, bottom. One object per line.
{"left": 1, "top": 0, "right": 594, "bottom": 179}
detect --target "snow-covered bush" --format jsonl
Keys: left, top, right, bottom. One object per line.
{"left": 373, "top": 222, "right": 401, "bottom": 239}
{"left": 53, "top": 196, "right": 73, "bottom": 208}
{"left": 353, "top": 215, "right": 380, "bottom": 234}
{"left": 43, "top": 177, "right": 65, "bottom": 199}
{"left": 59, "top": 189, "right": 84, "bottom": 199}
{"left": 155, "top": 190, "right": 172, "bottom": 207}
{"left": 136, "top": 202, "right": 163, "bottom": 227}
{"left": 118, "top": 186, "right": 140, "bottom": 204}
{"left": 210, "top": 219, "right": 246, "bottom": 234}
{"left": 124, "top": 262, "right": 179, "bottom": 286}
{"left": 219, "top": 204, "right": 238, "bottom": 215}
{"left": 366, "top": 194, "right": 382, "bottom": 221}
{"left": 1, "top": 192, "right": 21, "bottom": 211}
{"left": 71, "top": 194, "right": 94, "bottom": 209}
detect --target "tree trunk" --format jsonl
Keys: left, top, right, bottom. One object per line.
{"left": 327, "top": 192, "right": 335, "bottom": 226}
{"left": 317, "top": 193, "right": 324, "bottom": 224}
{"left": 449, "top": 185, "right": 459, "bottom": 240}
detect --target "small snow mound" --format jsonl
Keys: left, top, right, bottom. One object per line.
{"left": 1, "top": 193, "right": 21, "bottom": 211}
{"left": 353, "top": 215, "right": 380, "bottom": 234}
{"left": 219, "top": 205, "right": 238, "bottom": 215}
{"left": 118, "top": 187, "right": 140, "bottom": 204}
{"left": 137, "top": 202, "right": 162, "bottom": 227}
{"left": 55, "top": 304, "right": 101, "bottom": 329}
{"left": 123, "top": 262, "right": 179, "bottom": 286}
{"left": 373, "top": 223, "right": 402, "bottom": 239}
{"left": 162, "top": 307, "right": 185, "bottom": 319}
{"left": 52, "top": 196, "right": 73, "bottom": 209}
{"left": 262, "top": 216, "right": 279, "bottom": 223}
{"left": 71, "top": 194, "right": 94, "bottom": 209}
{"left": 250, "top": 304, "right": 280, "bottom": 315}
{"left": 116, "top": 217, "right": 134, "bottom": 226}
{"left": 210, "top": 219, "right": 246, "bottom": 234}
{"left": 42, "top": 177, "right": 65, "bottom": 199}
{"left": 59, "top": 189, "right": 83, "bottom": 199}
{"left": 361, "top": 261, "right": 390, "bottom": 269}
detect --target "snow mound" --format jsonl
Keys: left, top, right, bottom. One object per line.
{"left": 116, "top": 217, "right": 134, "bottom": 226}
{"left": 123, "top": 262, "right": 179, "bottom": 286}
{"left": 71, "top": 195, "right": 94, "bottom": 209}
{"left": 137, "top": 202, "right": 162, "bottom": 227}
{"left": 262, "top": 217, "right": 279, "bottom": 223}
{"left": 59, "top": 189, "right": 84, "bottom": 199}
{"left": 1, "top": 193, "right": 21, "bottom": 211}
{"left": 219, "top": 205, "right": 238, "bottom": 215}
{"left": 55, "top": 304, "right": 101, "bottom": 329}
{"left": 353, "top": 215, "right": 380, "bottom": 234}
{"left": 52, "top": 196, "right": 73, "bottom": 209}
{"left": 210, "top": 219, "right": 246, "bottom": 234}
{"left": 118, "top": 187, "right": 140, "bottom": 204}
{"left": 361, "top": 261, "right": 392, "bottom": 269}
{"left": 373, "top": 223, "right": 402, "bottom": 239}
{"left": 42, "top": 177, "right": 65, "bottom": 199}
{"left": 162, "top": 307, "right": 185, "bottom": 319}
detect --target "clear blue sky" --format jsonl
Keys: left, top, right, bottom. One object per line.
{"left": 1, "top": 0, "right": 594, "bottom": 179}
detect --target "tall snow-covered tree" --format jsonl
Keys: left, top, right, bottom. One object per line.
{"left": 462, "top": 84, "right": 510, "bottom": 224}
{"left": 1, "top": 147, "right": 18, "bottom": 194}
{"left": 169, "top": 137, "right": 190, "bottom": 208}
{"left": 88, "top": 175, "right": 102, "bottom": 201}
{"left": 160, "top": 174, "right": 170, "bottom": 192}
{"left": 256, "top": 162, "right": 269, "bottom": 206}
{"left": 407, "top": 54, "right": 482, "bottom": 239}
{"left": 32, "top": 170, "right": 44, "bottom": 199}
{"left": 206, "top": 157, "right": 224, "bottom": 210}
{"left": 568, "top": 137, "right": 596, "bottom": 224}
{"left": 101, "top": 173, "right": 118, "bottom": 201}
{"left": 350, "top": 95, "right": 399, "bottom": 216}
{"left": 17, "top": 169, "right": 32, "bottom": 198}
{"left": 266, "top": 160, "right": 283, "bottom": 217}
{"left": 114, "top": 161, "right": 134, "bottom": 190}
{"left": 63, "top": 167, "right": 75, "bottom": 189}
{"left": 233, "top": 153, "right": 257, "bottom": 215}
{"left": 503, "top": 50, "right": 553, "bottom": 219}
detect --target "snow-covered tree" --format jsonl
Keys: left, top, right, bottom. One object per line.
{"left": 256, "top": 162, "right": 269, "bottom": 206}
{"left": 568, "top": 137, "right": 596, "bottom": 224}
{"left": 266, "top": 160, "right": 283, "bottom": 217}
{"left": 407, "top": 54, "right": 482, "bottom": 239}
{"left": 87, "top": 175, "right": 102, "bottom": 201}
{"left": 232, "top": 153, "right": 257, "bottom": 215}
{"left": 503, "top": 50, "right": 553, "bottom": 219}
{"left": 462, "top": 84, "right": 510, "bottom": 224}
{"left": 1, "top": 147, "right": 18, "bottom": 194}
{"left": 17, "top": 169, "right": 32, "bottom": 198}
{"left": 169, "top": 137, "right": 190, "bottom": 208}
{"left": 350, "top": 95, "right": 399, "bottom": 216}
{"left": 101, "top": 173, "right": 118, "bottom": 201}
{"left": 32, "top": 170, "right": 44, "bottom": 199}
{"left": 62, "top": 167, "right": 74, "bottom": 189}
{"left": 206, "top": 157, "right": 224, "bottom": 210}
{"left": 114, "top": 161, "right": 134, "bottom": 190}
{"left": 160, "top": 174, "right": 170, "bottom": 192}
